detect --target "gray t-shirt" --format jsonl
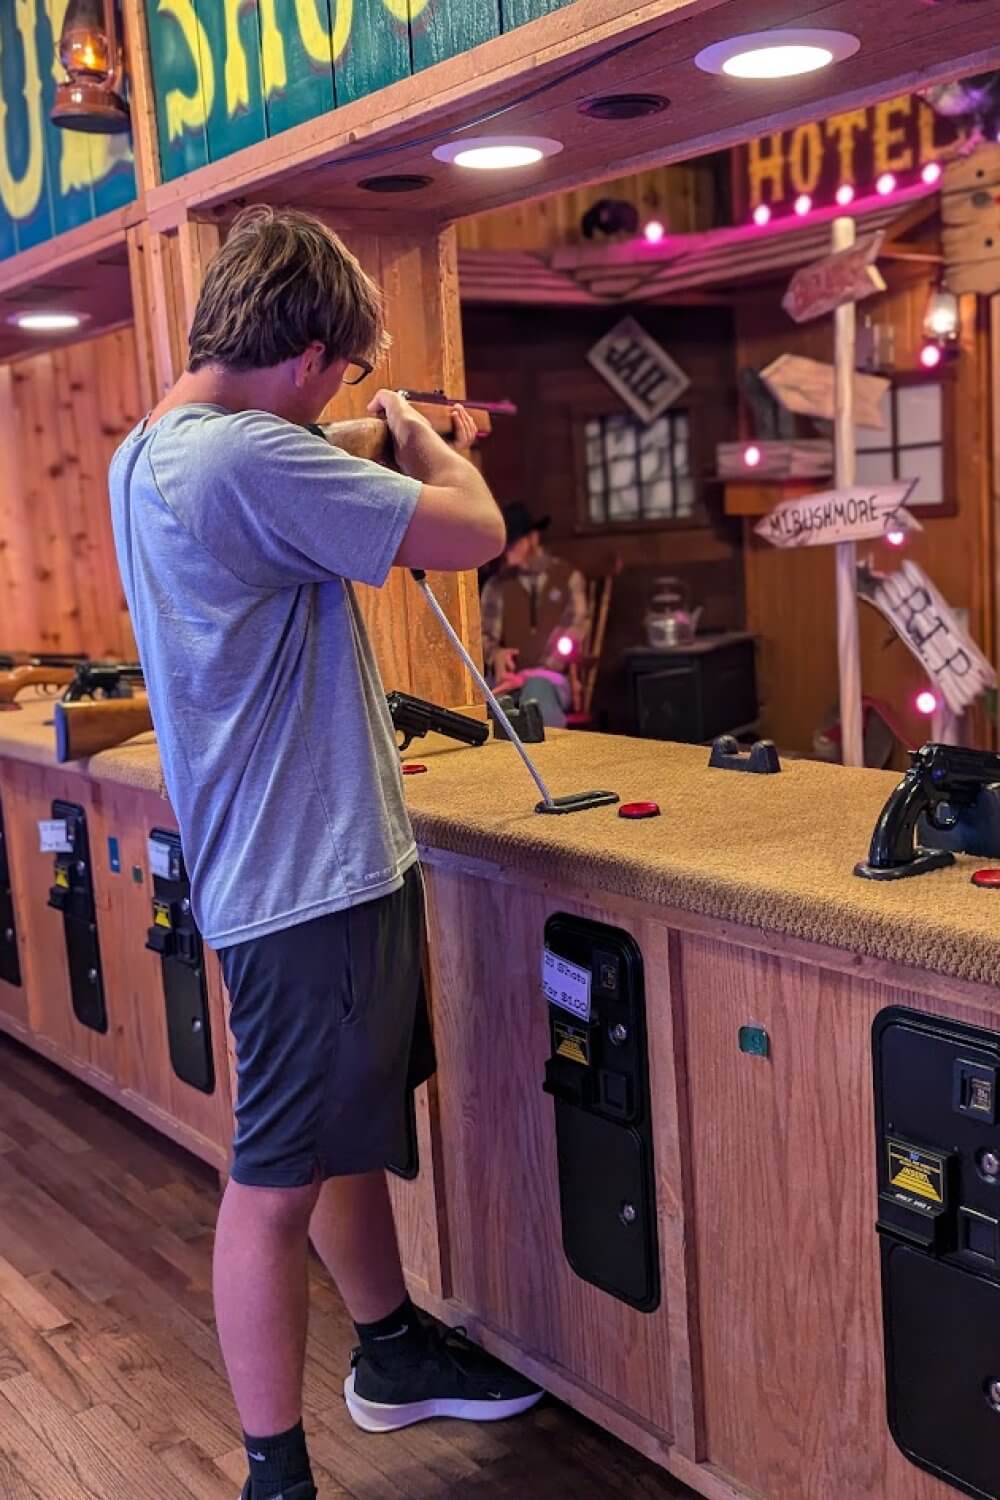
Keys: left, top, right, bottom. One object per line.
{"left": 109, "top": 404, "right": 422, "bottom": 949}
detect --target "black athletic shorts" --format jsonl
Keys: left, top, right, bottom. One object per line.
{"left": 219, "top": 864, "right": 434, "bottom": 1188}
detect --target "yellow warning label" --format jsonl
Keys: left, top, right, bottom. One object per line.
{"left": 55, "top": 867, "right": 69, "bottom": 888}
{"left": 554, "top": 1021, "right": 590, "bottom": 1067}
{"left": 153, "top": 902, "right": 172, "bottom": 929}
{"left": 887, "top": 1141, "right": 945, "bottom": 1204}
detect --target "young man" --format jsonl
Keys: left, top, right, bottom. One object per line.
{"left": 109, "top": 206, "right": 542, "bottom": 1500}
{"left": 480, "top": 502, "right": 590, "bottom": 727}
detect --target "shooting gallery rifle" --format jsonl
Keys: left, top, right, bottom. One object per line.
{"left": 54, "top": 695, "right": 153, "bottom": 762}
{"left": 0, "top": 664, "right": 77, "bottom": 709}
{"left": 63, "top": 662, "right": 145, "bottom": 701}
{"left": 0, "top": 652, "right": 88, "bottom": 671}
{"left": 53, "top": 688, "right": 491, "bottom": 763}
{"left": 318, "top": 394, "right": 506, "bottom": 470}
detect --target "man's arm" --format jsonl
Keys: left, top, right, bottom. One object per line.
{"left": 370, "top": 391, "right": 506, "bottom": 571}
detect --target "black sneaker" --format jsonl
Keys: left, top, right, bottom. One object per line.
{"left": 345, "top": 1324, "right": 544, "bottom": 1433}
{"left": 239, "top": 1482, "right": 316, "bottom": 1499}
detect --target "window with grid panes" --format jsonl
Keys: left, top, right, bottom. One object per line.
{"left": 584, "top": 411, "right": 694, "bottom": 526}
{"left": 855, "top": 380, "right": 945, "bottom": 510}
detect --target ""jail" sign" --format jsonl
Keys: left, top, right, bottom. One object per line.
{"left": 587, "top": 318, "right": 691, "bottom": 424}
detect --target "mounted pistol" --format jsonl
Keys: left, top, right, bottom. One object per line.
{"left": 386, "top": 691, "right": 489, "bottom": 755}
{"left": 855, "top": 743, "right": 1000, "bottom": 880}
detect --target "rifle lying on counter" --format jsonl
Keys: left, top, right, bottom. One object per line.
{"left": 55, "top": 695, "right": 154, "bottom": 762}
{"left": 0, "top": 664, "right": 77, "bottom": 708}
{"left": 53, "top": 689, "right": 488, "bottom": 762}
{"left": 0, "top": 652, "right": 88, "bottom": 672}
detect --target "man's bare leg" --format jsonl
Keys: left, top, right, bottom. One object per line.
{"left": 214, "top": 1178, "right": 319, "bottom": 1435}
{"left": 308, "top": 1170, "right": 406, "bottom": 1322}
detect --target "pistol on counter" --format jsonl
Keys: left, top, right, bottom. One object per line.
{"left": 63, "top": 662, "right": 145, "bottom": 701}
{"left": 387, "top": 691, "right": 488, "bottom": 755}
{"left": 856, "top": 743, "right": 1000, "bottom": 880}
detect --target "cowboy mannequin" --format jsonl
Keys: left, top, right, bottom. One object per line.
{"left": 480, "top": 503, "right": 589, "bottom": 728}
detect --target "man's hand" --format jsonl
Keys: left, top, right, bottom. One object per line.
{"left": 368, "top": 389, "right": 432, "bottom": 447}
{"left": 451, "top": 405, "right": 478, "bottom": 452}
{"left": 492, "top": 647, "right": 519, "bottom": 681}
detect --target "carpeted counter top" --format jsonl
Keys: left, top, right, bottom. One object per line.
{"left": 2, "top": 700, "right": 999, "bottom": 988}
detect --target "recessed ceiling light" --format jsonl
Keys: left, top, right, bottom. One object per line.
{"left": 432, "top": 136, "right": 563, "bottom": 171}
{"left": 358, "top": 174, "right": 433, "bottom": 193}
{"left": 578, "top": 94, "right": 669, "bottom": 121}
{"left": 695, "top": 29, "right": 860, "bottom": 80}
{"left": 10, "top": 311, "right": 84, "bottom": 332}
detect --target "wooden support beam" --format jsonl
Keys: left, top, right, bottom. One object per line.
{"left": 120, "top": 0, "right": 161, "bottom": 192}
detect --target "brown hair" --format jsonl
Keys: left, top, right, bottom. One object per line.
{"left": 187, "top": 206, "right": 390, "bottom": 373}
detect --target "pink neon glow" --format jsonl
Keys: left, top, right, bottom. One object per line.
{"left": 556, "top": 634, "right": 574, "bottom": 658}
{"left": 752, "top": 203, "right": 771, "bottom": 227}
{"left": 644, "top": 220, "right": 666, "bottom": 244}
{"left": 876, "top": 172, "right": 897, "bottom": 196}
{"left": 835, "top": 183, "right": 855, "bottom": 207}
{"left": 886, "top": 529, "right": 906, "bottom": 548}
{"left": 920, "top": 342, "right": 943, "bottom": 370}
{"left": 793, "top": 194, "right": 812, "bottom": 217}
{"left": 915, "top": 690, "right": 939, "bottom": 717}
{"left": 743, "top": 445, "right": 762, "bottom": 469}
{"left": 921, "top": 161, "right": 942, "bottom": 186}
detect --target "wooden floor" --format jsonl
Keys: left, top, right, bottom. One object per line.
{"left": 0, "top": 1034, "right": 697, "bottom": 1499}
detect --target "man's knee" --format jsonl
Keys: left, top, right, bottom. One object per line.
{"left": 224, "top": 1177, "right": 321, "bottom": 1236}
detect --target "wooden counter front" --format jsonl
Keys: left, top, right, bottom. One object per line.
{"left": 0, "top": 704, "right": 996, "bottom": 1500}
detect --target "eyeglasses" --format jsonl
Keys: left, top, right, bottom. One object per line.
{"left": 342, "top": 358, "right": 374, "bottom": 386}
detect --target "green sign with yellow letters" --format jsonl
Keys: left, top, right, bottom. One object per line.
{"left": 0, "top": 1, "right": 136, "bottom": 260}
{"left": 145, "top": 0, "right": 573, "bottom": 182}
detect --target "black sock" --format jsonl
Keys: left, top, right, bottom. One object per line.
{"left": 355, "top": 1295, "right": 430, "bottom": 1368}
{"left": 244, "top": 1420, "right": 312, "bottom": 1499}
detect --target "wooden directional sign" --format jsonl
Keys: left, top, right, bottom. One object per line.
{"left": 782, "top": 233, "right": 887, "bottom": 323}
{"left": 859, "top": 560, "right": 996, "bottom": 716}
{"left": 756, "top": 481, "right": 920, "bottom": 550}
{"left": 761, "top": 354, "right": 890, "bottom": 429}
{"left": 587, "top": 317, "right": 691, "bottom": 424}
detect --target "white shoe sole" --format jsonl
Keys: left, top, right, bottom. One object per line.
{"left": 344, "top": 1369, "right": 543, "bottom": 1433}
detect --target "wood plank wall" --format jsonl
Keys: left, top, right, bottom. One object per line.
{"left": 736, "top": 265, "right": 992, "bottom": 756}
{"left": 0, "top": 328, "right": 141, "bottom": 660}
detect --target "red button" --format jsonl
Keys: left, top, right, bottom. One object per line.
{"left": 619, "top": 801, "right": 661, "bottom": 820}
{"left": 972, "top": 869, "right": 1000, "bottom": 888}
{"left": 403, "top": 763, "right": 427, "bottom": 776}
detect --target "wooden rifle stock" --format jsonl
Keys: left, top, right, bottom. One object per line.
{"left": 0, "top": 665, "right": 76, "bottom": 706}
{"left": 321, "top": 403, "right": 492, "bottom": 470}
{"left": 54, "top": 695, "right": 154, "bottom": 763}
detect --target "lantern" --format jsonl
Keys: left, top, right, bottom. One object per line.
{"left": 51, "top": 0, "right": 130, "bottom": 135}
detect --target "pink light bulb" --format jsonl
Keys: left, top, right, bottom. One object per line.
{"left": 743, "top": 444, "right": 762, "bottom": 469}
{"left": 556, "top": 634, "right": 574, "bottom": 658}
{"left": 921, "top": 161, "right": 942, "bottom": 186}
{"left": 886, "top": 529, "right": 906, "bottom": 548}
{"left": 794, "top": 194, "right": 812, "bottom": 217}
{"left": 835, "top": 183, "right": 855, "bottom": 207}
{"left": 644, "top": 220, "right": 666, "bottom": 244}
{"left": 920, "top": 342, "right": 943, "bottom": 370}
{"left": 876, "top": 172, "right": 897, "bottom": 197}
{"left": 752, "top": 203, "right": 771, "bottom": 227}
{"left": 915, "top": 690, "right": 938, "bottom": 717}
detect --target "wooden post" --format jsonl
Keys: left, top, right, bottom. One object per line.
{"left": 833, "top": 217, "right": 864, "bottom": 767}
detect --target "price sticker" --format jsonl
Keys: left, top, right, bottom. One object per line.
{"left": 543, "top": 948, "right": 592, "bottom": 1022}
{"left": 38, "top": 819, "right": 72, "bottom": 854}
{"left": 147, "top": 838, "right": 175, "bottom": 880}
